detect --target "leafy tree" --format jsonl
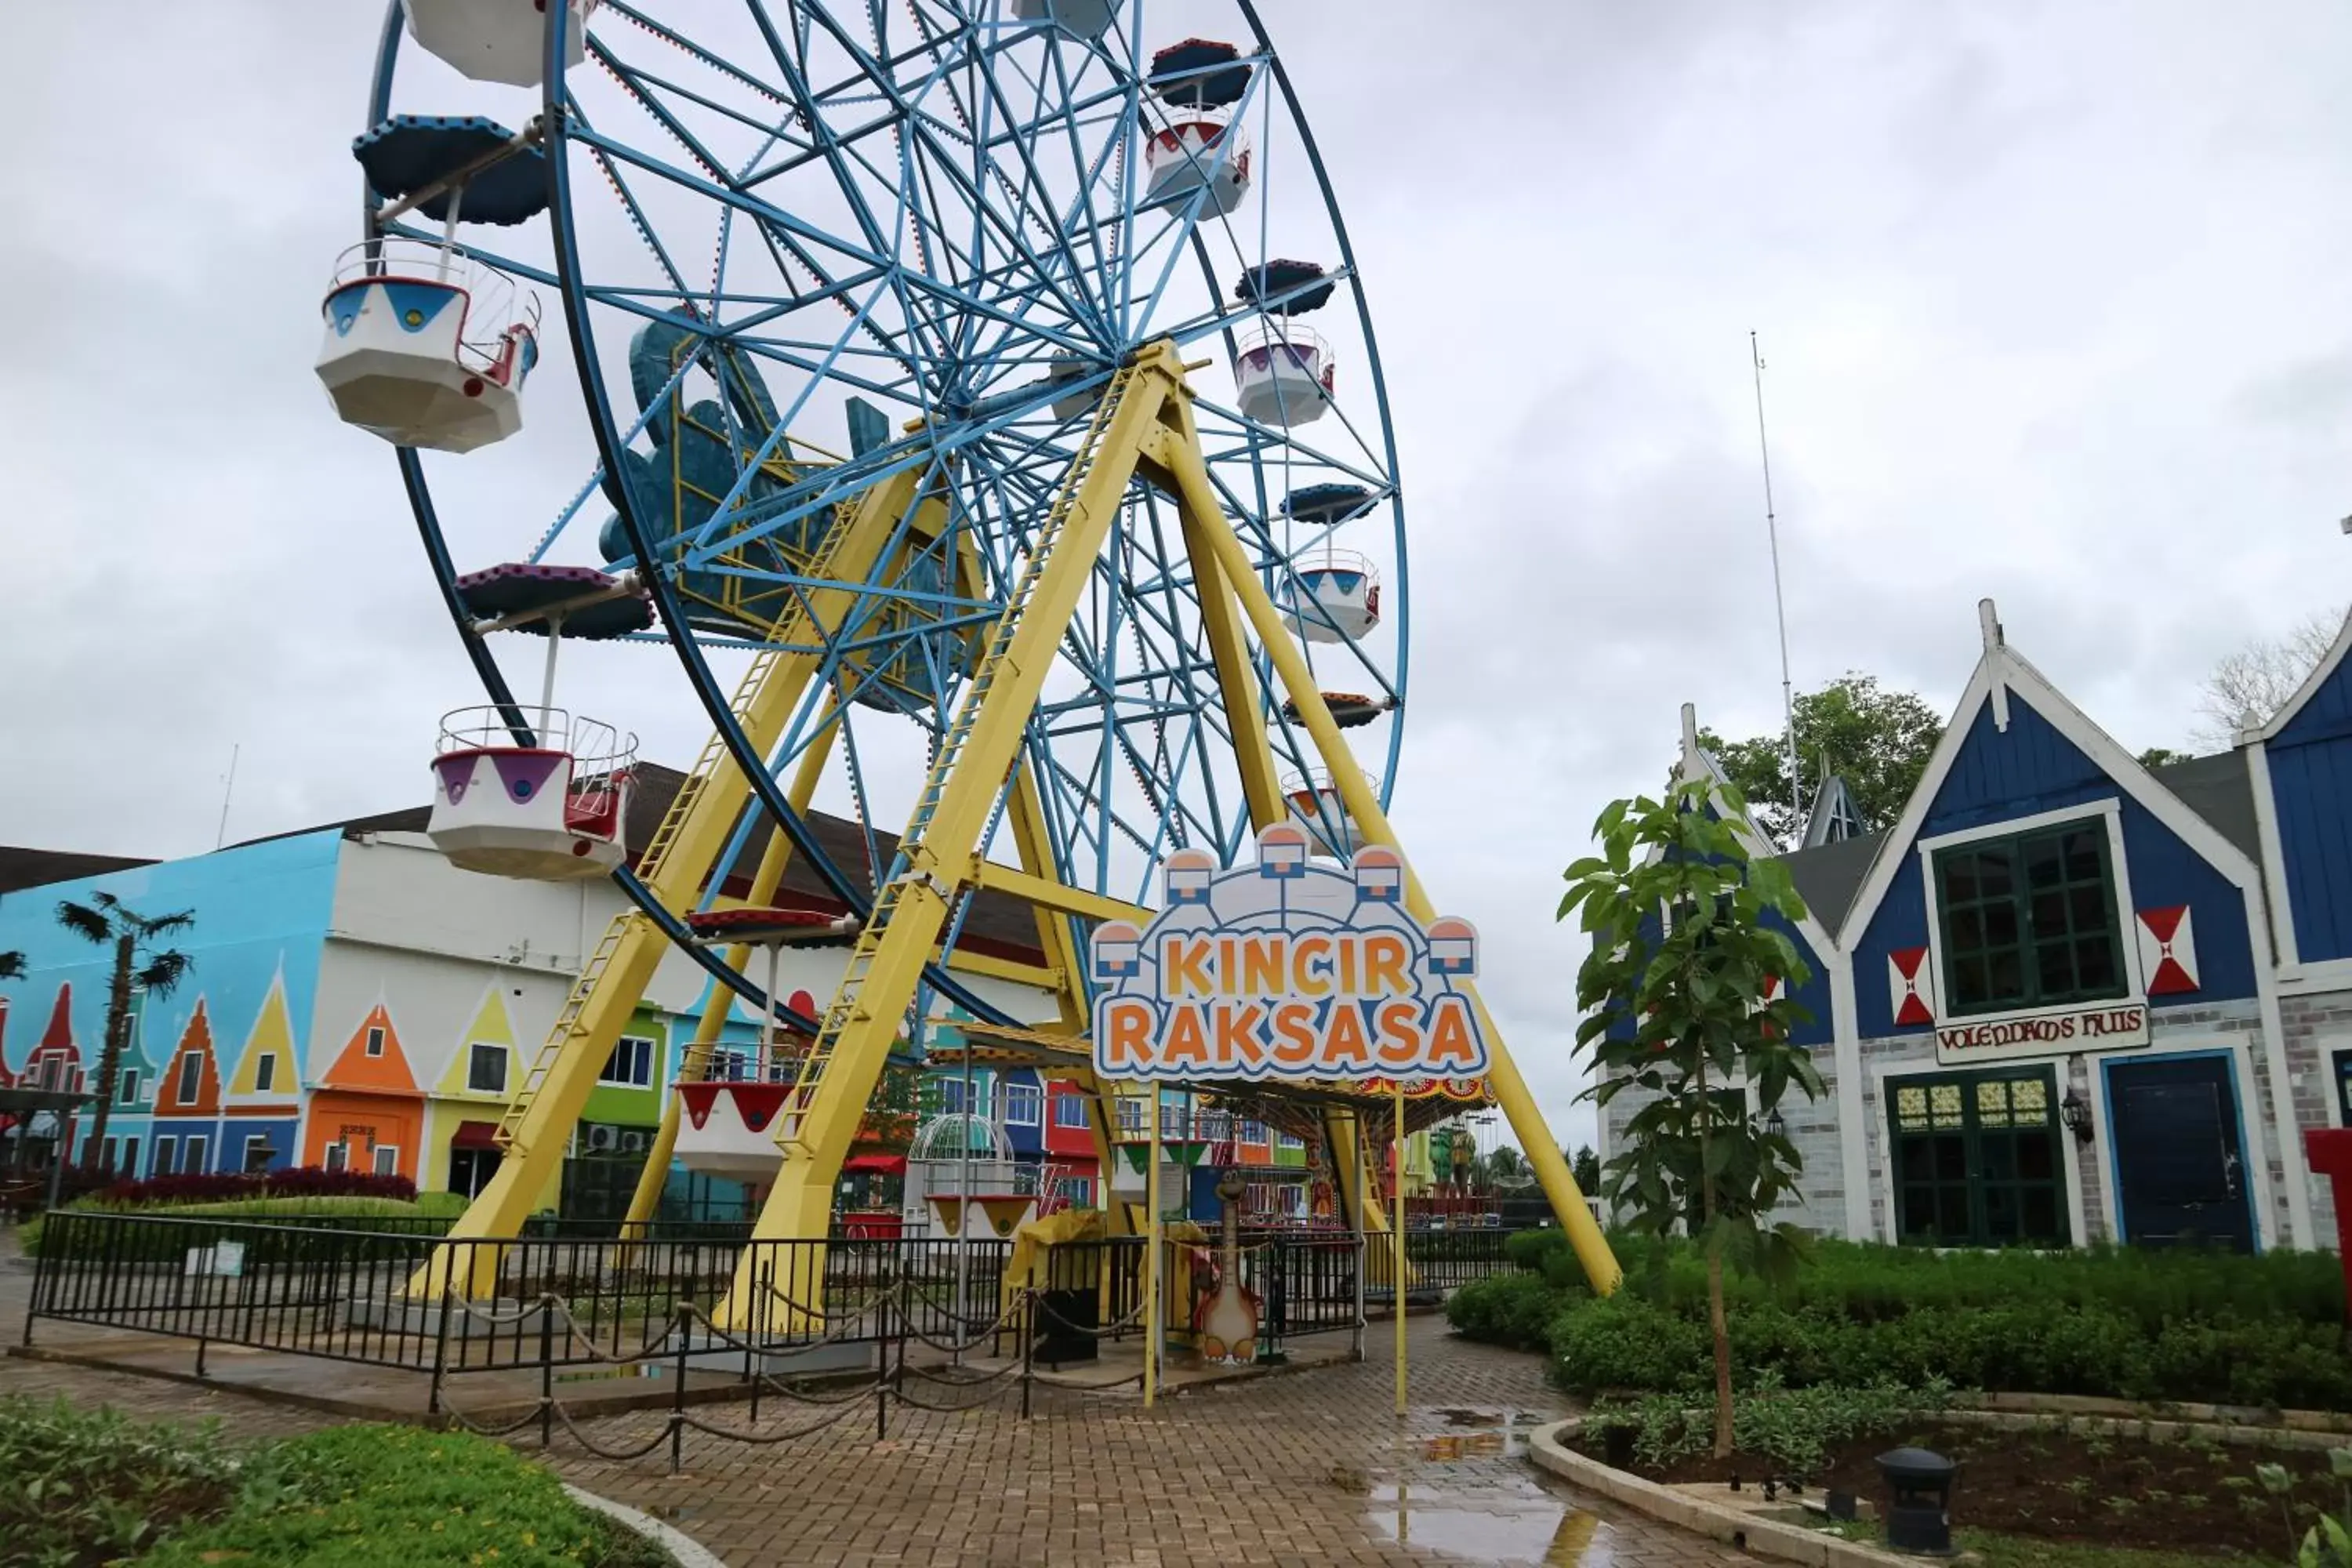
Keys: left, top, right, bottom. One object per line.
{"left": 2137, "top": 746, "right": 2192, "bottom": 769}
{"left": 0, "top": 952, "right": 22, "bottom": 982}
{"left": 1570, "top": 1144, "right": 1601, "bottom": 1194}
{"left": 1698, "top": 673, "right": 1944, "bottom": 847}
{"left": 1560, "top": 777, "right": 1823, "bottom": 1457}
{"left": 1483, "top": 1144, "right": 1529, "bottom": 1189}
{"left": 56, "top": 895, "right": 194, "bottom": 1171}
{"left": 2190, "top": 606, "right": 2346, "bottom": 750}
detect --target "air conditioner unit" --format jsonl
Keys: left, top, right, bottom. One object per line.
{"left": 619, "top": 1130, "right": 648, "bottom": 1154}
{"left": 586, "top": 1125, "right": 618, "bottom": 1152}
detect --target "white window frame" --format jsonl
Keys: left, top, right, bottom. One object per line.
{"left": 118, "top": 1069, "right": 140, "bottom": 1105}
{"left": 183, "top": 1134, "right": 209, "bottom": 1174}
{"left": 371, "top": 1144, "right": 399, "bottom": 1177}
{"left": 365, "top": 1025, "right": 387, "bottom": 1058}
{"left": 242, "top": 1135, "right": 273, "bottom": 1172}
{"left": 252, "top": 1054, "right": 276, "bottom": 1093}
{"left": 1915, "top": 800, "right": 2146, "bottom": 1033}
{"left": 1051, "top": 1092, "right": 1090, "bottom": 1131}
{"left": 1003, "top": 1083, "right": 1043, "bottom": 1127}
{"left": 599, "top": 1034, "right": 656, "bottom": 1089}
{"left": 466, "top": 1042, "right": 510, "bottom": 1096}
{"left": 176, "top": 1054, "right": 202, "bottom": 1105}
{"left": 153, "top": 1135, "right": 178, "bottom": 1175}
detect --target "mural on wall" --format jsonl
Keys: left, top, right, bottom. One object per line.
{"left": 301, "top": 999, "right": 424, "bottom": 1179}
{"left": 0, "top": 833, "right": 343, "bottom": 1169}
{"left": 150, "top": 1000, "right": 227, "bottom": 1176}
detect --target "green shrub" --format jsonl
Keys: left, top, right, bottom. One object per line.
{"left": 1446, "top": 1273, "right": 1562, "bottom": 1351}
{"left": 145, "top": 1425, "right": 670, "bottom": 1568}
{"left": 0, "top": 1396, "right": 244, "bottom": 1566}
{"left": 1543, "top": 1290, "right": 2352, "bottom": 1410}
{"left": 1550, "top": 1294, "right": 1713, "bottom": 1395}
{"left": 1588, "top": 1374, "right": 1954, "bottom": 1477}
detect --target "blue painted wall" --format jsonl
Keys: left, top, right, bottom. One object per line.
{"left": 2268, "top": 647, "right": 2352, "bottom": 963}
{"left": 0, "top": 832, "right": 342, "bottom": 1168}
{"left": 1852, "top": 694, "right": 2256, "bottom": 1037}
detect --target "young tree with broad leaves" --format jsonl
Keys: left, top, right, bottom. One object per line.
{"left": 1559, "top": 778, "right": 1823, "bottom": 1459}
{"left": 56, "top": 894, "right": 194, "bottom": 1171}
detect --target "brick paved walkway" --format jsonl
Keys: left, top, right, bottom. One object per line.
{"left": 0, "top": 1241, "right": 1749, "bottom": 1567}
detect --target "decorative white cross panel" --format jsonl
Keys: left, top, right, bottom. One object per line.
{"left": 1888, "top": 946, "right": 1936, "bottom": 1026}
{"left": 2135, "top": 906, "right": 2200, "bottom": 996}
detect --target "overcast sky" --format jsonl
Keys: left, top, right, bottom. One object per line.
{"left": 5, "top": 3, "right": 2350, "bottom": 1156}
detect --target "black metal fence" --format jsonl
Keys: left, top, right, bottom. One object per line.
{"left": 24, "top": 1212, "right": 1530, "bottom": 1465}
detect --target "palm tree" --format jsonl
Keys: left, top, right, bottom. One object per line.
{"left": 56, "top": 895, "right": 194, "bottom": 1171}
{"left": 0, "top": 952, "right": 23, "bottom": 981}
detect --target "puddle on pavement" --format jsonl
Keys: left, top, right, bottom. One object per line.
{"left": 1363, "top": 1413, "right": 1620, "bottom": 1566}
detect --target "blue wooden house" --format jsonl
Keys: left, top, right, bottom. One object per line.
{"left": 1602, "top": 599, "right": 2350, "bottom": 1253}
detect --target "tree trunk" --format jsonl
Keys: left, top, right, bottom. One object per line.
{"left": 1695, "top": 1052, "right": 1734, "bottom": 1458}
{"left": 81, "top": 931, "right": 134, "bottom": 1171}
{"left": 1708, "top": 1243, "right": 1734, "bottom": 1458}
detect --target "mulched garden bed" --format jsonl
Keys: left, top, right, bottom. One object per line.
{"left": 1575, "top": 1418, "right": 2338, "bottom": 1557}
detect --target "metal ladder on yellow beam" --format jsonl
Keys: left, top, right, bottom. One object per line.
{"left": 774, "top": 363, "right": 1141, "bottom": 1154}
{"left": 492, "top": 502, "right": 862, "bottom": 1153}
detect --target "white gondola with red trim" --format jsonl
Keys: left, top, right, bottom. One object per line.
{"left": 316, "top": 238, "right": 539, "bottom": 453}
{"left": 1233, "top": 322, "right": 1334, "bottom": 427}
{"left": 1279, "top": 549, "right": 1380, "bottom": 644}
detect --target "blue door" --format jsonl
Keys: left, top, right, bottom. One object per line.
{"left": 2107, "top": 1055, "right": 2255, "bottom": 1253}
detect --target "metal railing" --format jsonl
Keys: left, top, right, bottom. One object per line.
{"left": 20, "top": 1214, "right": 1535, "bottom": 1466}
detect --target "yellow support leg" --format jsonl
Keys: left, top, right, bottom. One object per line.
{"left": 619, "top": 693, "right": 844, "bottom": 1231}
{"left": 722, "top": 349, "right": 1186, "bottom": 1328}
{"left": 1167, "top": 442, "right": 1623, "bottom": 1296}
{"left": 412, "top": 472, "right": 927, "bottom": 1300}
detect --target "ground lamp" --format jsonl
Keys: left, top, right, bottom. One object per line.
{"left": 1875, "top": 1446, "right": 1958, "bottom": 1556}
{"left": 2059, "top": 1087, "right": 2094, "bottom": 1145}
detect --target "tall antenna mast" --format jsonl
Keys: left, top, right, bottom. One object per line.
{"left": 214, "top": 743, "right": 241, "bottom": 851}
{"left": 1750, "top": 332, "right": 1801, "bottom": 848}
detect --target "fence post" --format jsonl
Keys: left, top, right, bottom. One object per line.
{"left": 538, "top": 1289, "right": 555, "bottom": 1451}
{"left": 429, "top": 1283, "right": 454, "bottom": 1419}
{"left": 1351, "top": 1232, "right": 1366, "bottom": 1363}
{"left": 1020, "top": 1290, "right": 1035, "bottom": 1421}
{"left": 670, "top": 1301, "right": 689, "bottom": 1475}
{"left": 876, "top": 1269, "right": 893, "bottom": 1444}
{"left": 21, "top": 1214, "right": 50, "bottom": 1348}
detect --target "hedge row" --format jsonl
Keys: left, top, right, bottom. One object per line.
{"left": 94, "top": 1167, "right": 417, "bottom": 1208}
{"left": 1450, "top": 1232, "right": 2352, "bottom": 1410}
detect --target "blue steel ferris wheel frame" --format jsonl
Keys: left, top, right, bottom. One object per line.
{"left": 364, "top": 0, "right": 1410, "bottom": 1036}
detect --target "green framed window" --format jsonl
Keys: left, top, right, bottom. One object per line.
{"left": 1889, "top": 1067, "right": 2066, "bottom": 1247}
{"left": 1933, "top": 821, "right": 2125, "bottom": 1018}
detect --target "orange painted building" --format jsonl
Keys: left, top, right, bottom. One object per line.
{"left": 300, "top": 1001, "right": 424, "bottom": 1179}
{"left": 151, "top": 999, "right": 227, "bottom": 1178}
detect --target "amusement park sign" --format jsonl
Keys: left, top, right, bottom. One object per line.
{"left": 1088, "top": 826, "right": 1492, "bottom": 1084}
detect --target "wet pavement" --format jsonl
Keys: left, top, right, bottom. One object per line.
{"left": 0, "top": 1236, "right": 1749, "bottom": 1566}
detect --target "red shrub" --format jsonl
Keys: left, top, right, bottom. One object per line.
{"left": 95, "top": 1167, "right": 417, "bottom": 1208}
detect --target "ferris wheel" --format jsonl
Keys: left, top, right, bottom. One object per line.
{"left": 324, "top": 0, "right": 1606, "bottom": 1307}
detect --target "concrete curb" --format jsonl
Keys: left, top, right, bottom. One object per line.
{"left": 1526, "top": 1417, "right": 1922, "bottom": 1568}
{"left": 564, "top": 1483, "right": 726, "bottom": 1568}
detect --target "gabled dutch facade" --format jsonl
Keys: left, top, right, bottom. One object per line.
{"left": 1602, "top": 600, "right": 2348, "bottom": 1253}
